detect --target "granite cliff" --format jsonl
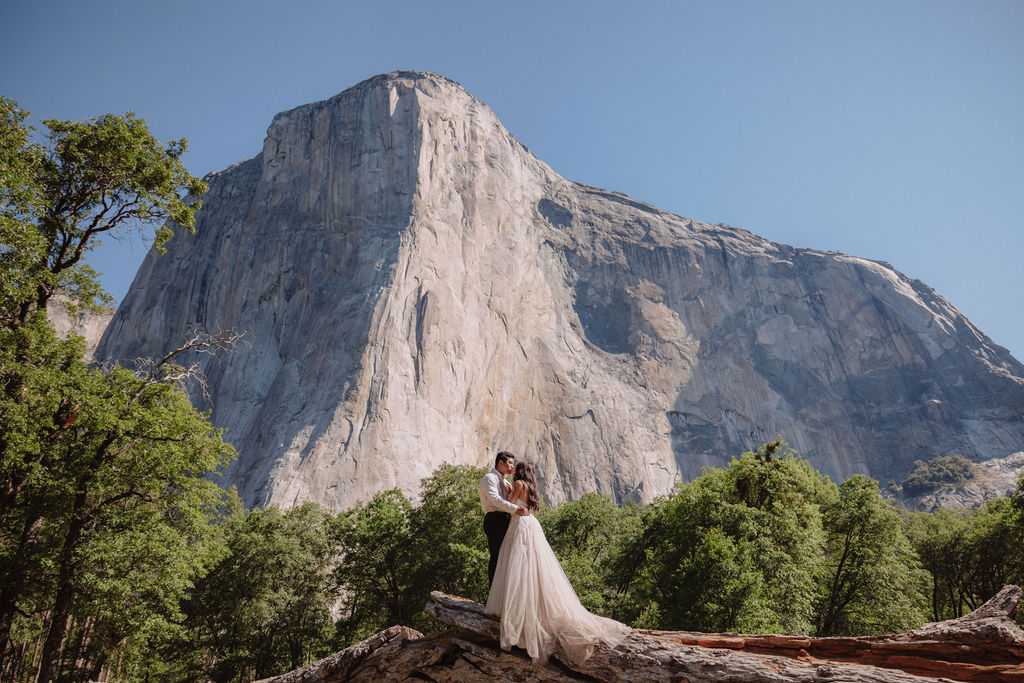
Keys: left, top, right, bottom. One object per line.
{"left": 96, "top": 71, "right": 1024, "bottom": 510}
{"left": 48, "top": 295, "right": 115, "bottom": 360}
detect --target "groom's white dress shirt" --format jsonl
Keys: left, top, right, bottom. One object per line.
{"left": 479, "top": 468, "right": 519, "bottom": 514}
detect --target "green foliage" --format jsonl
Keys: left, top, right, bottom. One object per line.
{"left": 170, "top": 502, "right": 339, "bottom": 682}
{"left": 902, "top": 455, "right": 975, "bottom": 495}
{"left": 906, "top": 507, "right": 972, "bottom": 620}
{"left": 0, "top": 97, "right": 44, "bottom": 230}
{"left": 618, "top": 441, "right": 833, "bottom": 633}
{"left": 410, "top": 464, "right": 491, "bottom": 604}
{"left": 334, "top": 488, "right": 418, "bottom": 644}
{"left": 633, "top": 489, "right": 769, "bottom": 632}
{"left": 334, "top": 464, "right": 494, "bottom": 643}
{"left": 148, "top": 456, "right": 1018, "bottom": 683}
{"left": 0, "top": 97, "right": 206, "bottom": 323}
{"left": 0, "top": 316, "right": 235, "bottom": 681}
{"left": 959, "top": 499, "right": 1023, "bottom": 609}
{"left": 816, "top": 475, "right": 928, "bottom": 635}
{"left": 907, "top": 497, "right": 1024, "bottom": 623}
{"left": 0, "top": 97, "right": 225, "bottom": 682}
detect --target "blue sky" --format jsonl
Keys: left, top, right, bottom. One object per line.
{"left": 2, "top": 0, "right": 1022, "bottom": 360}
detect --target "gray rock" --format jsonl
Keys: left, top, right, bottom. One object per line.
{"left": 96, "top": 71, "right": 1024, "bottom": 510}
{"left": 904, "top": 451, "right": 1024, "bottom": 511}
{"left": 47, "top": 295, "right": 114, "bottom": 360}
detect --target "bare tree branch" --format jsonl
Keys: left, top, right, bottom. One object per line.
{"left": 129, "top": 329, "right": 248, "bottom": 403}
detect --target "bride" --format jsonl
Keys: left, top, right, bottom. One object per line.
{"left": 484, "top": 461, "right": 631, "bottom": 663}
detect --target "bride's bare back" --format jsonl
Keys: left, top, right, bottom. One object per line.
{"left": 509, "top": 480, "right": 528, "bottom": 507}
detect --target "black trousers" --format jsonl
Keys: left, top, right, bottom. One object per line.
{"left": 484, "top": 511, "right": 512, "bottom": 586}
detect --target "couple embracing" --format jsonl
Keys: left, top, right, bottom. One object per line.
{"left": 478, "top": 451, "right": 631, "bottom": 663}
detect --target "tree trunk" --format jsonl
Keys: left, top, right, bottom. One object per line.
{"left": 36, "top": 584, "right": 74, "bottom": 682}
{"left": 36, "top": 495, "right": 89, "bottom": 683}
{"left": 0, "top": 511, "right": 45, "bottom": 672}
{"left": 36, "top": 428, "right": 118, "bottom": 682}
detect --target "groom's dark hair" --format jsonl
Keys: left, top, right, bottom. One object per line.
{"left": 495, "top": 451, "right": 514, "bottom": 468}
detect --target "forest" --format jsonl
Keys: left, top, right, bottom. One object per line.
{"left": 2, "top": 99, "right": 1023, "bottom": 682}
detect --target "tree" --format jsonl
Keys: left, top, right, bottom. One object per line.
{"left": 627, "top": 483, "right": 770, "bottom": 632}
{"left": 907, "top": 495, "right": 1024, "bottom": 623}
{"left": 718, "top": 441, "right": 834, "bottom": 634}
{"left": 0, "top": 98, "right": 45, "bottom": 319}
{"left": 1011, "top": 470, "right": 1024, "bottom": 521}
{"left": 1, "top": 98, "right": 209, "bottom": 573}
{"left": 815, "top": 475, "right": 928, "bottom": 636}
{"left": 902, "top": 455, "right": 975, "bottom": 496}
{"left": 622, "top": 442, "right": 833, "bottom": 633}
{"left": 0, "top": 328, "right": 238, "bottom": 682}
{"left": 0, "top": 98, "right": 230, "bottom": 681}
{"left": 906, "top": 507, "right": 973, "bottom": 621}
{"left": 334, "top": 489, "right": 418, "bottom": 645}
{"left": 409, "top": 464, "right": 490, "bottom": 605}
{"left": 334, "top": 464, "right": 502, "bottom": 643}
{"left": 0, "top": 325, "right": 238, "bottom": 681}
{"left": 963, "top": 498, "right": 1023, "bottom": 607}
{"left": 0, "top": 97, "right": 206, "bottom": 324}
{"left": 176, "top": 502, "right": 339, "bottom": 682}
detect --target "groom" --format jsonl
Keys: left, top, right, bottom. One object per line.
{"left": 479, "top": 451, "right": 528, "bottom": 586}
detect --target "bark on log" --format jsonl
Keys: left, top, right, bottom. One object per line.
{"left": 253, "top": 626, "right": 423, "bottom": 683}
{"left": 633, "top": 585, "right": 1024, "bottom": 681}
{"left": 260, "top": 586, "right": 1024, "bottom": 682}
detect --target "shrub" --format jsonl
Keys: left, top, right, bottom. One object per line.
{"left": 902, "top": 456, "right": 975, "bottom": 495}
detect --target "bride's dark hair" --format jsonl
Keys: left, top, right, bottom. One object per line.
{"left": 513, "top": 461, "right": 541, "bottom": 512}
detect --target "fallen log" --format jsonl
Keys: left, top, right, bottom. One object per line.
{"left": 633, "top": 584, "right": 1024, "bottom": 680}
{"left": 261, "top": 585, "right": 1024, "bottom": 682}
{"left": 253, "top": 626, "right": 423, "bottom": 683}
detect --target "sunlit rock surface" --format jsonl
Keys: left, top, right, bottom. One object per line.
{"left": 47, "top": 295, "right": 114, "bottom": 360}
{"left": 97, "top": 71, "right": 1024, "bottom": 510}
{"left": 902, "top": 451, "right": 1024, "bottom": 511}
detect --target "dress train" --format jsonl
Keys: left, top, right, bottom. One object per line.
{"left": 484, "top": 513, "right": 631, "bottom": 663}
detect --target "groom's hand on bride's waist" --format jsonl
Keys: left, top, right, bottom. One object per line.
{"left": 515, "top": 506, "right": 529, "bottom": 516}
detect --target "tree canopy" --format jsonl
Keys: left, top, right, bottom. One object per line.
{"left": 0, "top": 97, "right": 228, "bottom": 682}
{"left": 0, "top": 95, "right": 206, "bottom": 324}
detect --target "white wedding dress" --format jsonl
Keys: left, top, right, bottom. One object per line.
{"left": 483, "top": 510, "right": 631, "bottom": 663}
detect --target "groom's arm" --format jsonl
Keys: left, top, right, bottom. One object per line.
{"left": 481, "top": 474, "right": 519, "bottom": 514}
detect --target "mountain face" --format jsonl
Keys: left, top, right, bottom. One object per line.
{"left": 48, "top": 295, "right": 114, "bottom": 360}
{"left": 96, "top": 71, "right": 1024, "bottom": 510}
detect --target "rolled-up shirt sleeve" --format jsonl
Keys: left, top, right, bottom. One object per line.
{"left": 479, "top": 471, "right": 518, "bottom": 514}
